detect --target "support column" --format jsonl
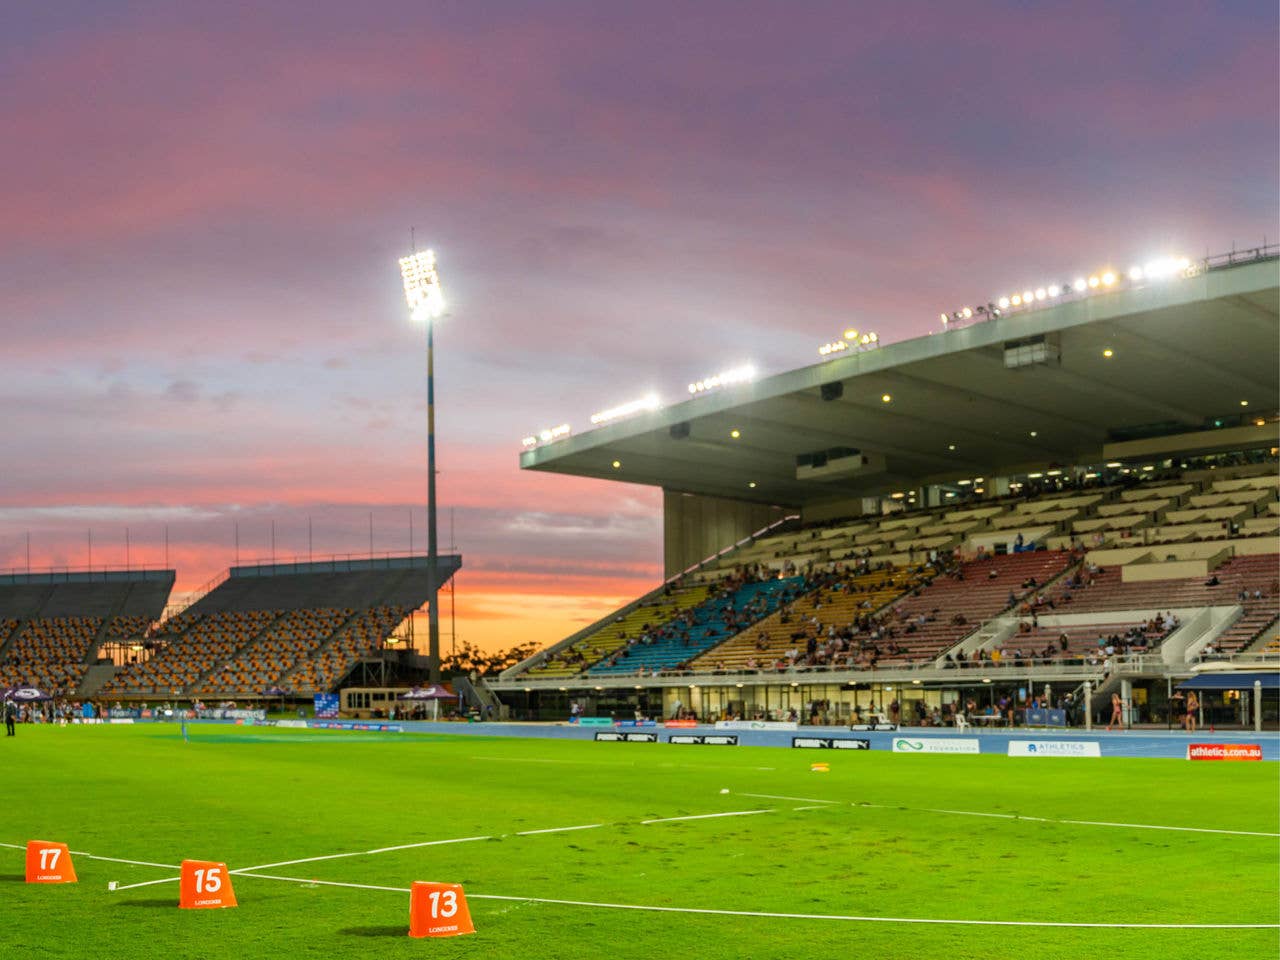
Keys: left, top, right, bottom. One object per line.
{"left": 1083, "top": 681, "right": 1092, "bottom": 730}
{"left": 1255, "top": 680, "right": 1263, "bottom": 733}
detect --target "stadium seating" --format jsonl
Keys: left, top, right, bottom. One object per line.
{"left": 587, "top": 576, "right": 803, "bottom": 675}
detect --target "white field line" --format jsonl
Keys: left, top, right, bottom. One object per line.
{"left": 227, "top": 870, "right": 1280, "bottom": 929}
{"left": 729, "top": 795, "right": 1280, "bottom": 839}
{"left": 642, "top": 809, "right": 772, "bottom": 825}
{"left": 899, "top": 803, "right": 1280, "bottom": 838}
{"left": 516, "top": 824, "right": 603, "bottom": 836}
{"left": 470, "top": 755, "right": 776, "bottom": 772}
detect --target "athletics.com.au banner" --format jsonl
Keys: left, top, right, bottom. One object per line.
{"left": 1186, "top": 743, "right": 1263, "bottom": 761}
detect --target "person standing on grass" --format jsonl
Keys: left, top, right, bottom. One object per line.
{"left": 4, "top": 698, "right": 15, "bottom": 736}
{"left": 1107, "top": 692, "right": 1124, "bottom": 731}
{"left": 1184, "top": 691, "right": 1199, "bottom": 733}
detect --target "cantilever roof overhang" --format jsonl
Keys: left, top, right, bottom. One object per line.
{"left": 521, "top": 260, "right": 1279, "bottom": 509}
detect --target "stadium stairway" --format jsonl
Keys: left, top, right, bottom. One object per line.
{"left": 0, "top": 617, "right": 27, "bottom": 659}
{"left": 78, "top": 663, "right": 122, "bottom": 699}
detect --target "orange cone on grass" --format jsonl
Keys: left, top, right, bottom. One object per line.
{"left": 409, "top": 881, "right": 475, "bottom": 937}
{"left": 25, "top": 841, "right": 76, "bottom": 883}
{"left": 179, "top": 859, "right": 237, "bottom": 909}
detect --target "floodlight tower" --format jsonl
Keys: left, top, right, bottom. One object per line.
{"left": 399, "top": 248, "right": 446, "bottom": 682}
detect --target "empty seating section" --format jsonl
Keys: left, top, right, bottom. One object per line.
{"left": 0, "top": 575, "right": 173, "bottom": 695}
{"left": 101, "top": 609, "right": 280, "bottom": 695}
{"left": 525, "top": 584, "right": 712, "bottom": 677}
{"left": 195, "top": 607, "right": 353, "bottom": 694}
{"left": 690, "top": 566, "right": 935, "bottom": 671}
{"left": 283, "top": 605, "right": 410, "bottom": 693}
{"left": 588, "top": 577, "right": 802, "bottom": 675}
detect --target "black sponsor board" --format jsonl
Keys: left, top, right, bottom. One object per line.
{"left": 594, "top": 731, "right": 658, "bottom": 743}
{"left": 792, "top": 737, "right": 872, "bottom": 749}
{"left": 669, "top": 734, "right": 739, "bottom": 746}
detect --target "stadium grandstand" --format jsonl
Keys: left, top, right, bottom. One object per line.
{"left": 495, "top": 247, "right": 1280, "bottom": 729}
{"left": 0, "top": 569, "right": 174, "bottom": 698}
{"left": 1, "top": 556, "right": 458, "bottom": 702}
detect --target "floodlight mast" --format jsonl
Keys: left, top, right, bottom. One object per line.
{"left": 399, "top": 248, "right": 446, "bottom": 683}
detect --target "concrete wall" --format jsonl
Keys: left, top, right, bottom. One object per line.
{"left": 663, "top": 491, "right": 789, "bottom": 578}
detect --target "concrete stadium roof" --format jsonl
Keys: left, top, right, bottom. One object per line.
{"left": 521, "top": 257, "right": 1279, "bottom": 508}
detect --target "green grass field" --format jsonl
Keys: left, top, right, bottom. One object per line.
{"left": 3, "top": 723, "right": 1277, "bottom": 960}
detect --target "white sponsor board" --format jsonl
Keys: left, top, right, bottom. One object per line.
{"left": 1008, "top": 740, "right": 1101, "bottom": 758}
{"left": 891, "top": 737, "right": 980, "bottom": 755}
{"left": 714, "top": 720, "right": 798, "bottom": 731}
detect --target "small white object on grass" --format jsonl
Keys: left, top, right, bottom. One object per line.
{"left": 719, "top": 788, "right": 730, "bottom": 794}
{"left": 108, "top": 881, "right": 117, "bottom": 891}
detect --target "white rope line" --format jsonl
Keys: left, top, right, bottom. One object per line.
{"left": 107, "top": 876, "right": 180, "bottom": 892}
{"left": 0, "top": 841, "right": 179, "bottom": 871}
{"left": 235, "top": 835, "right": 494, "bottom": 873}
{"left": 226, "top": 870, "right": 1280, "bottom": 929}
{"left": 738, "top": 792, "right": 839, "bottom": 805}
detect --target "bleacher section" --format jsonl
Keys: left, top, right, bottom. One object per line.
{"left": 689, "top": 565, "right": 935, "bottom": 672}
{"left": 525, "top": 583, "right": 713, "bottom": 678}
{"left": 588, "top": 576, "right": 803, "bottom": 675}
{"left": 0, "top": 571, "right": 173, "bottom": 696}
{"left": 504, "top": 464, "right": 1278, "bottom": 686}
{"left": 99, "top": 557, "right": 453, "bottom": 697}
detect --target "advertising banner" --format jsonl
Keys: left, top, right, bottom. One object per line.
{"left": 792, "top": 737, "right": 871, "bottom": 749}
{"left": 594, "top": 731, "right": 658, "bottom": 743}
{"left": 669, "top": 734, "right": 739, "bottom": 745}
{"left": 715, "top": 720, "right": 798, "bottom": 731}
{"left": 891, "top": 737, "right": 980, "bottom": 754}
{"left": 310, "top": 720, "right": 402, "bottom": 732}
{"left": 1187, "top": 743, "right": 1263, "bottom": 761}
{"left": 313, "top": 694, "right": 339, "bottom": 719}
{"left": 1008, "top": 740, "right": 1101, "bottom": 758}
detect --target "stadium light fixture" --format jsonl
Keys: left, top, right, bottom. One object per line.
{"left": 1102, "top": 348, "right": 1113, "bottom": 358}
{"left": 730, "top": 429, "right": 741, "bottom": 438}
{"left": 881, "top": 393, "right": 892, "bottom": 403}
{"left": 398, "top": 245, "right": 447, "bottom": 680}
{"left": 399, "top": 249, "right": 445, "bottom": 322}
{"left": 591, "top": 393, "right": 661, "bottom": 425}
{"left": 819, "top": 340, "right": 848, "bottom": 356}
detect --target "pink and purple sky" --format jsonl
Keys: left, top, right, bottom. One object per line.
{"left": 2, "top": 1, "right": 1276, "bottom": 653}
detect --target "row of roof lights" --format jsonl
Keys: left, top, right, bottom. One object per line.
{"left": 941, "top": 254, "right": 1192, "bottom": 327}
{"left": 818, "top": 328, "right": 879, "bottom": 357}
{"left": 520, "top": 423, "right": 571, "bottom": 448}
{"left": 525, "top": 366, "right": 762, "bottom": 448}
{"left": 688, "top": 364, "right": 756, "bottom": 395}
